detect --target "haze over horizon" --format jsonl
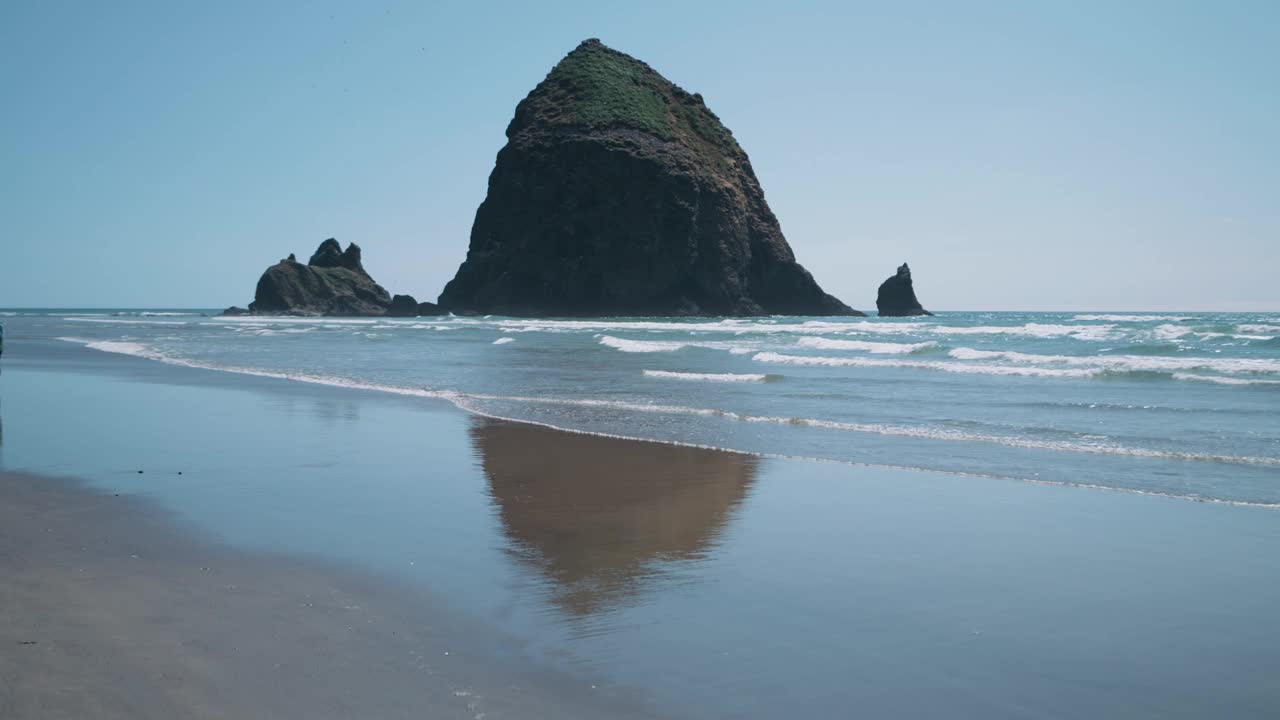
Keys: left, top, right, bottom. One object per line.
{"left": 4, "top": 1, "right": 1277, "bottom": 312}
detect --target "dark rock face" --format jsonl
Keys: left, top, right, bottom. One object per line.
{"left": 876, "top": 263, "right": 932, "bottom": 317}
{"left": 245, "top": 239, "right": 392, "bottom": 316}
{"left": 438, "top": 39, "right": 859, "bottom": 317}
{"left": 386, "top": 294, "right": 419, "bottom": 317}
{"left": 221, "top": 306, "right": 249, "bottom": 316}
{"left": 308, "top": 239, "right": 368, "bottom": 276}
{"left": 417, "top": 301, "right": 445, "bottom": 316}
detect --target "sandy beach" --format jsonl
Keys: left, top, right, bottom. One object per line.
{"left": 1, "top": 340, "right": 1278, "bottom": 718}
{"left": 0, "top": 469, "right": 658, "bottom": 720}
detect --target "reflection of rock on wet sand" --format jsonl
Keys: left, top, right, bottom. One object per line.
{"left": 471, "top": 418, "right": 759, "bottom": 617}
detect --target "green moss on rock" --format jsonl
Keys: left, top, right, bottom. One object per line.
{"left": 545, "top": 40, "right": 673, "bottom": 137}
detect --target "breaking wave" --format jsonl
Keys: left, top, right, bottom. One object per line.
{"left": 1073, "top": 314, "right": 1195, "bottom": 322}
{"left": 597, "top": 335, "right": 754, "bottom": 353}
{"left": 948, "top": 348, "right": 1280, "bottom": 375}
{"left": 1172, "top": 373, "right": 1280, "bottom": 386}
{"left": 795, "top": 337, "right": 938, "bottom": 354}
{"left": 752, "top": 352, "right": 1102, "bottom": 378}
{"left": 643, "top": 370, "right": 775, "bottom": 383}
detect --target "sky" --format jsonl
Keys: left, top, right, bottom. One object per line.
{"left": 2, "top": 0, "right": 1277, "bottom": 311}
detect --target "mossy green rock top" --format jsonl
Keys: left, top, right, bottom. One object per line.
{"left": 440, "top": 39, "right": 859, "bottom": 317}
{"left": 510, "top": 39, "right": 733, "bottom": 152}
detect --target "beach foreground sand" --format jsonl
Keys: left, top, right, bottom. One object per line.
{"left": 0, "top": 470, "right": 656, "bottom": 720}
{"left": 2, "top": 344, "right": 1279, "bottom": 719}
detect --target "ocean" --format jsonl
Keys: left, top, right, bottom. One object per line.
{"left": 3, "top": 308, "right": 1280, "bottom": 718}
{"left": 6, "top": 308, "right": 1278, "bottom": 506}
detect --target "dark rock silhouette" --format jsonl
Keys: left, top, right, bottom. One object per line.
{"left": 239, "top": 239, "right": 392, "bottom": 316}
{"left": 222, "top": 306, "right": 249, "bottom": 316}
{"left": 876, "top": 263, "right": 932, "bottom": 316}
{"left": 439, "top": 39, "right": 859, "bottom": 317}
{"left": 416, "top": 301, "right": 445, "bottom": 316}
{"left": 308, "top": 239, "right": 369, "bottom": 276}
{"left": 386, "top": 294, "right": 419, "bottom": 317}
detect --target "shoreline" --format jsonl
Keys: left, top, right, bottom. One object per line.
{"left": 37, "top": 335, "right": 1278, "bottom": 509}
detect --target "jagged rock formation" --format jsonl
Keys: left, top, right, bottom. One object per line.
{"left": 242, "top": 239, "right": 392, "bottom": 316}
{"left": 416, "top": 301, "right": 444, "bottom": 316}
{"left": 876, "top": 263, "right": 932, "bottom": 316}
{"left": 438, "top": 39, "right": 859, "bottom": 317}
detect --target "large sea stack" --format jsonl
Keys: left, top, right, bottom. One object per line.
{"left": 438, "top": 39, "right": 859, "bottom": 317}
{"left": 245, "top": 239, "right": 392, "bottom": 316}
{"left": 876, "top": 263, "right": 932, "bottom": 317}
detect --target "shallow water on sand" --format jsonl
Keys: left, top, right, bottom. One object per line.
{"left": 5, "top": 308, "right": 1279, "bottom": 505}
{"left": 2, "top": 349, "right": 1278, "bottom": 718}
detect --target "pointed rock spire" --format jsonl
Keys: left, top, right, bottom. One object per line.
{"left": 438, "top": 39, "right": 859, "bottom": 317}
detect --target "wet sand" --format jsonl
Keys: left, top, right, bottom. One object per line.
{"left": 0, "top": 470, "right": 657, "bottom": 720}
{"left": 2, "top": 342, "right": 1279, "bottom": 718}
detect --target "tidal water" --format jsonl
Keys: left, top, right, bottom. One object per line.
{"left": 1, "top": 315, "right": 1279, "bottom": 718}
{"left": 5, "top": 308, "right": 1278, "bottom": 505}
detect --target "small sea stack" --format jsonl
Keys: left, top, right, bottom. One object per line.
{"left": 876, "top": 263, "right": 932, "bottom": 317}
{"left": 227, "top": 240, "right": 448, "bottom": 317}
{"left": 231, "top": 239, "right": 392, "bottom": 317}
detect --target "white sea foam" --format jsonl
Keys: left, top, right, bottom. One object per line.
{"left": 486, "top": 318, "right": 942, "bottom": 336}
{"left": 492, "top": 337, "right": 515, "bottom": 345}
{"left": 948, "top": 348, "right": 1280, "bottom": 374}
{"left": 933, "top": 323, "right": 1117, "bottom": 340}
{"left": 86, "top": 340, "right": 154, "bottom": 353}
{"left": 796, "top": 337, "right": 937, "bottom": 354}
{"left": 642, "top": 370, "right": 771, "bottom": 382}
{"left": 1074, "top": 314, "right": 1195, "bottom": 322}
{"left": 64, "top": 317, "right": 189, "bottom": 325}
{"left": 1172, "top": 373, "right": 1280, "bottom": 386}
{"left": 218, "top": 316, "right": 381, "bottom": 325}
{"left": 58, "top": 337, "right": 459, "bottom": 400}
{"left": 1146, "top": 324, "right": 1274, "bottom": 342}
{"left": 597, "top": 335, "right": 755, "bottom": 353}
{"left": 599, "top": 335, "right": 687, "bottom": 352}
{"left": 1238, "top": 324, "right": 1280, "bottom": 334}
{"left": 753, "top": 352, "right": 1101, "bottom": 378}
{"left": 419, "top": 316, "right": 1135, "bottom": 342}
{"left": 58, "top": 337, "right": 1280, "bottom": 476}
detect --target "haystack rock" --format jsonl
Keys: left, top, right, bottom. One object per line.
{"left": 876, "top": 263, "right": 932, "bottom": 317}
{"left": 438, "top": 39, "right": 859, "bottom": 317}
{"left": 242, "top": 239, "right": 392, "bottom": 316}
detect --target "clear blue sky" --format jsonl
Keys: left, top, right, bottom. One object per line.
{"left": 3, "top": 0, "right": 1277, "bottom": 311}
